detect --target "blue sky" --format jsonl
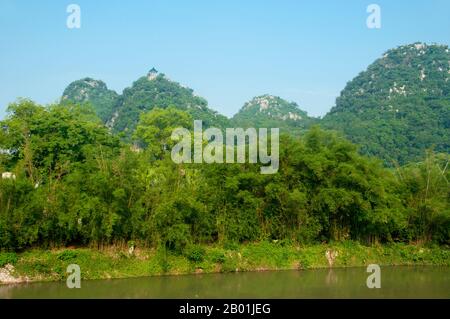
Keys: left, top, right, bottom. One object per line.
{"left": 0, "top": 0, "right": 449, "bottom": 119}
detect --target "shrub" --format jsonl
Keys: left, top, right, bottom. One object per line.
{"left": 32, "top": 262, "right": 51, "bottom": 274}
{"left": 0, "top": 252, "right": 18, "bottom": 267}
{"left": 57, "top": 250, "right": 78, "bottom": 261}
{"left": 221, "top": 255, "right": 239, "bottom": 273}
{"left": 209, "top": 249, "right": 226, "bottom": 263}
{"left": 223, "top": 241, "right": 239, "bottom": 251}
{"left": 184, "top": 245, "right": 206, "bottom": 262}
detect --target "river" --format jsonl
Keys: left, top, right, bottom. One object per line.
{"left": 0, "top": 266, "right": 448, "bottom": 298}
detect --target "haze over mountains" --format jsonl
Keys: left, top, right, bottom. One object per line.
{"left": 62, "top": 42, "right": 450, "bottom": 165}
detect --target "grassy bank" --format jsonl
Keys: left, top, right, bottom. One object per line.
{"left": 1, "top": 241, "right": 449, "bottom": 284}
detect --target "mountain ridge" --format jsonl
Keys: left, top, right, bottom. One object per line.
{"left": 61, "top": 42, "right": 450, "bottom": 164}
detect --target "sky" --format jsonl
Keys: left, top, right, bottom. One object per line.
{"left": 0, "top": 0, "right": 449, "bottom": 119}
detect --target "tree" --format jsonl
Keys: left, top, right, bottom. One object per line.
{"left": 133, "top": 107, "right": 192, "bottom": 160}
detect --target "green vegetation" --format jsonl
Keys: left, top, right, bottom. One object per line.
{"left": 62, "top": 78, "right": 119, "bottom": 123}
{"left": 64, "top": 70, "right": 229, "bottom": 137}
{"left": 5, "top": 242, "right": 449, "bottom": 282}
{"left": 0, "top": 101, "right": 448, "bottom": 253}
{"left": 323, "top": 43, "right": 449, "bottom": 165}
{"left": 62, "top": 43, "right": 449, "bottom": 166}
{"left": 0, "top": 252, "right": 18, "bottom": 267}
{"left": 113, "top": 73, "right": 229, "bottom": 134}
{"left": 1, "top": 42, "right": 449, "bottom": 284}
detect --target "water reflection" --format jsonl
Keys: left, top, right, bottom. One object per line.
{"left": 0, "top": 266, "right": 448, "bottom": 299}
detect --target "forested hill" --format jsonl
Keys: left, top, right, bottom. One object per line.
{"left": 61, "top": 42, "right": 450, "bottom": 165}
{"left": 62, "top": 78, "right": 119, "bottom": 123}
{"left": 322, "top": 43, "right": 450, "bottom": 165}
{"left": 231, "top": 95, "right": 312, "bottom": 132}
{"left": 62, "top": 69, "right": 229, "bottom": 136}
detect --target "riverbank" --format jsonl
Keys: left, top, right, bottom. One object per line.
{"left": 1, "top": 241, "right": 449, "bottom": 284}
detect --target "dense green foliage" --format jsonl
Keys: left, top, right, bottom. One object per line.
{"left": 7, "top": 242, "right": 450, "bottom": 282}
{"left": 0, "top": 252, "right": 18, "bottom": 267}
{"left": 1, "top": 101, "right": 448, "bottom": 252}
{"left": 323, "top": 43, "right": 450, "bottom": 165}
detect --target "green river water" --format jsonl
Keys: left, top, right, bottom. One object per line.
{"left": 0, "top": 266, "right": 448, "bottom": 299}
